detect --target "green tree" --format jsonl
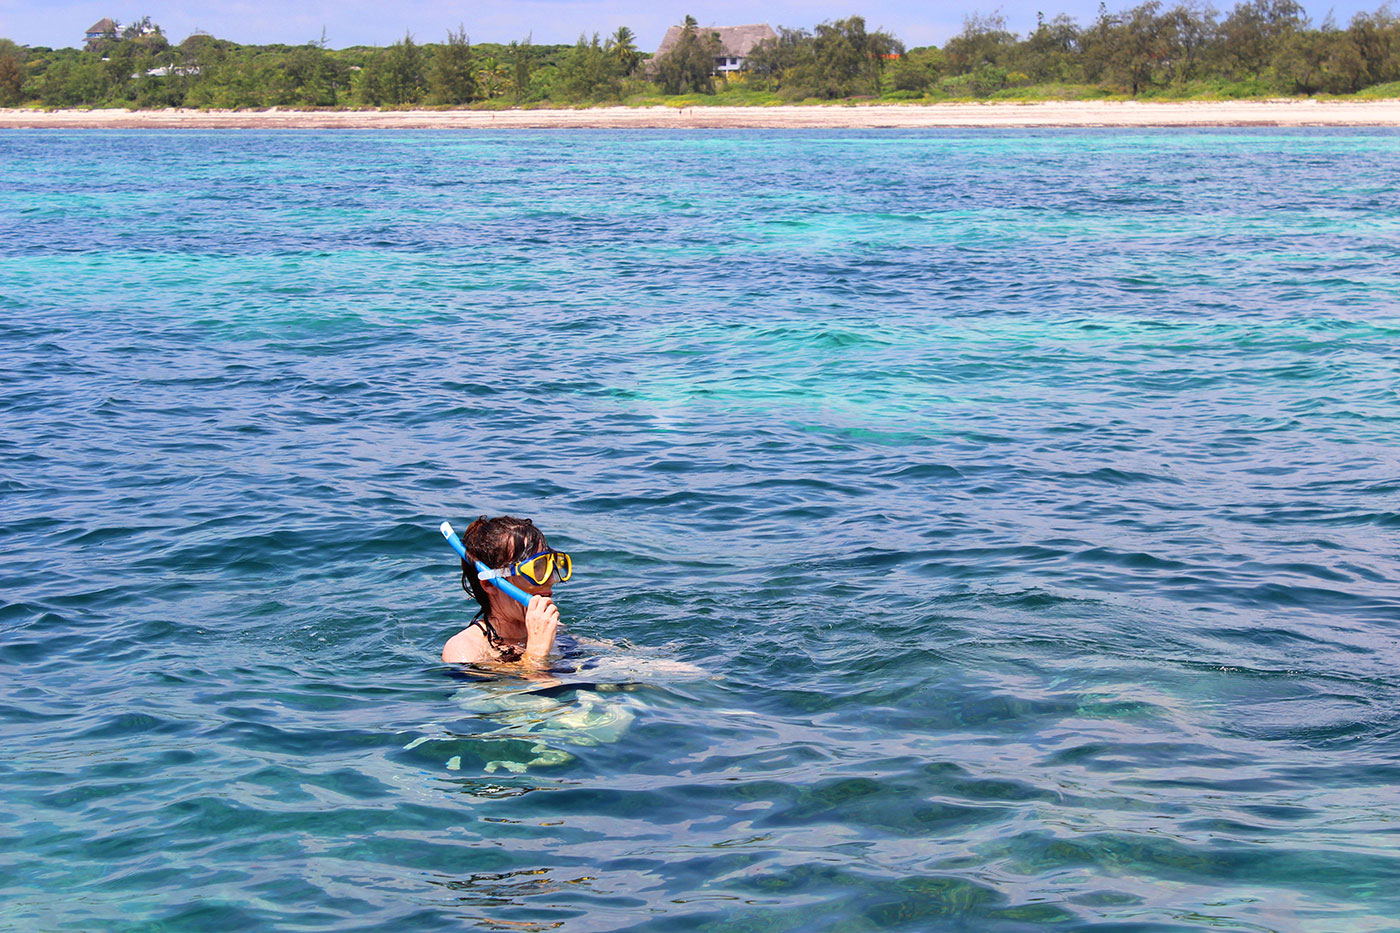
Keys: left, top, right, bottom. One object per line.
{"left": 361, "top": 32, "right": 425, "bottom": 105}
{"left": 0, "top": 40, "right": 25, "bottom": 106}
{"left": 747, "top": 17, "right": 899, "bottom": 98}
{"left": 744, "top": 27, "right": 813, "bottom": 90}
{"left": 508, "top": 38, "right": 532, "bottom": 101}
{"left": 281, "top": 43, "right": 344, "bottom": 106}
{"left": 886, "top": 46, "right": 944, "bottom": 92}
{"left": 1106, "top": 1, "right": 1172, "bottom": 95}
{"left": 38, "top": 57, "right": 103, "bottom": 107}
{"left": 177, "top": 33, "right": 229, "bottom": 107}
{"left": 1159, "top": 2, "right": 1218, "bottom": 84}
{"left": 1272, "top": 28, "right": 1328, "bottom": 92}
{"left": 1216, "top": 0, "right": 1306, "bottom": 77}
{"left": 431, "top": 26, "right": 478, "bottom": 104}
{"left": 944, "top": 12, "right": 1017, "bottom": 74}
{"left": 559, "top": 33, "right": 621, "bottom": 100}
{"left": 654, "top": 15, "right": 721, "bottom": 94}
{"left": 809, "top": 15, "right": 901, "bottom": 96}
{"left": 386, "top": 32, "right": 426, "bottom": 103}
{"left": 526, "top": 61, "right": 560, "bottom": 101}
{"left": 1272, "top": 24, "right": 1365, "bottom": 92}
{"left": 610, "top": 26, "right": 640, "bottom": 75}
{"left": 474, "top": 54, "right": 510, "bottom": 98}
{"left": 100, "top": 41, "right": 138, "bottom": 102}
{"left": 938, "top": 12, "right": 1017, "bottom": 94}
{"left": 1014, "top": 13, "right": 1084, "bottom": 83}
{"left": 1346, "top": 8, "right": 1400, "bottom": 87}
{"left": 1081, "top": 1, "right": 1117, "bottom": 81}
{"left": 178, "top": 32, "right": 226, "bottom": 74}
{"left": 36, "top": 58, "right": 74, "bottom": 106}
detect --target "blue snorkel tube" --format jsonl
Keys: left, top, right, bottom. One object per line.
{"left": 439, "top": 520, "right": 533, "bottom": 608}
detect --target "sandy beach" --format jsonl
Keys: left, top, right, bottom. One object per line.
{"left": 3, "top": 99, "right": 1400, "bottom": 129}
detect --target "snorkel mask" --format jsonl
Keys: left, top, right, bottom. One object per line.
{"left": 480, "top": 549, "right": 572, "bottom": 586}
{"left": 439, "top": 520, "right": 549, "bottom": 608}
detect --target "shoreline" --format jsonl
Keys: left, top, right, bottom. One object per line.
{"left": 3, "top": 100, "right": 1400, "bottom": 129}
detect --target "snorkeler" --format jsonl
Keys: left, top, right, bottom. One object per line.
{"left": 440, "top": 516, "right": 572, "bottom": 666}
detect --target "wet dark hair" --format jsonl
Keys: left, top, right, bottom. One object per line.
{"left": 458, "top": 515, "right": 547, "bottom": 623}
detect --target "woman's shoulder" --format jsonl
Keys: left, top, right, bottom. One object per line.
{"left": 442, "top": 620, "right": 490, "bottom": 664}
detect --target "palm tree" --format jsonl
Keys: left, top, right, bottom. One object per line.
{"left": 610, "top": 26, "right": 640, "bottom": 75}
{"left": 475, "top": 55, "right": 509, "bottom": 98}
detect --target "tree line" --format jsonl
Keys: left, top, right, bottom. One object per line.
{"left": 881, "top": 0, "right": 1400, "bottom": 98}
{"left": 1, "top": 2, "right": 1398, "bottom": 110}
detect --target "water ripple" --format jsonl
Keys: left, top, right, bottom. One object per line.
{"left": 1, "top": 129, "right": 1398, "bottom": 931}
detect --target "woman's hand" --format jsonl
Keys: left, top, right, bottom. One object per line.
{"left": 522, "top": 594, "right": 559, "bottom": 662}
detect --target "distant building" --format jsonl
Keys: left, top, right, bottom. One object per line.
{"left": 653, "top": 23, "right": 777, "bottom": 74}
{"left": 85, "top": 17, "right": 117, "bottom": 49}
{"left": 140, "top": 65, "right": 200, "bottom": 78}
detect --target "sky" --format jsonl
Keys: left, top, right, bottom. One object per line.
{"left": 0, "top": 0, "right": 1380, "bottom": 51}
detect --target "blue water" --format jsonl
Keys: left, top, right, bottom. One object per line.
{"left": 2, "top": 129, "right": 1398, "bottom": 931}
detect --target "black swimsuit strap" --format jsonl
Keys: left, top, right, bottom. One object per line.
{"left": 469, "top": 614, "right": 522, "bottom": 662}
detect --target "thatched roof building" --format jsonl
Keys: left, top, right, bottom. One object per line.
{"left": 85, "top": 17, "right": 117, "bottom": 49}
{"left": 653, "top": 23, "right": 777, "bottom": 73}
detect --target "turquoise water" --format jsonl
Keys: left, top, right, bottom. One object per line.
{"left": 2, "top": 129, "right": 1398, "bottom": 931}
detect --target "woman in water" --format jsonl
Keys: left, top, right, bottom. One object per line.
{"left": 442, "top": 515, "right": 569, "bottom": 666}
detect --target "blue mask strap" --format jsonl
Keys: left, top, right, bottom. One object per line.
{"left": 439, "top": 521, "right": 532, "bottom": 608}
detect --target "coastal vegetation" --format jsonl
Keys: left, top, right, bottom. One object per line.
{"left": 3, "top": 2, "right": 1400, "bottom": 110}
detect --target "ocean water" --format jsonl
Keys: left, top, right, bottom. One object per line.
{"left": 1, "top": 128, "right": 1398, "bottom": 932}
